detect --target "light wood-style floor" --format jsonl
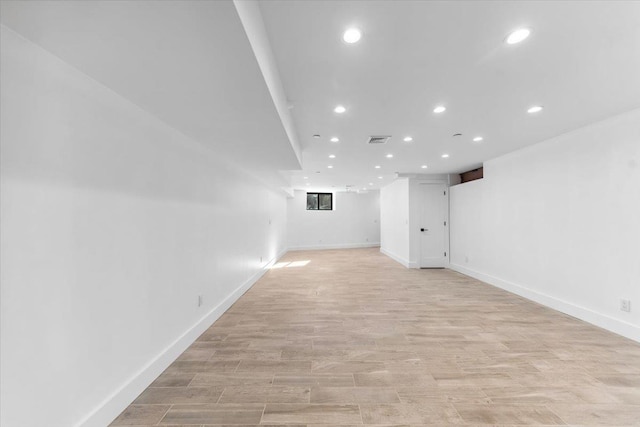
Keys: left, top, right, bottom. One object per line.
{"left": 111, "top": 247, "right": 640, "bottom": 426}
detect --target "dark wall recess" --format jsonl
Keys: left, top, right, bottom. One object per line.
{"left": 460, "top": 167, "right": 483, "bottom": 183}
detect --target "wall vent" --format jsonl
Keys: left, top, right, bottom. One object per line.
{"left": 367, "top": 135, "right": 391, "bottom": 144}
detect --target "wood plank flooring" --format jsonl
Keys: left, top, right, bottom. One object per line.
{"left": 111, "top": 247, "right": 640, "bottom": 426}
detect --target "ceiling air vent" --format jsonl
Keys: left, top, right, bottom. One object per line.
{"left": 367, "top": 135, "right": 391, "bottom": 144}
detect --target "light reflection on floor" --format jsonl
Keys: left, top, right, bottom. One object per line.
{"left": 270, "top": 260, "right": 310, "bottom": 269}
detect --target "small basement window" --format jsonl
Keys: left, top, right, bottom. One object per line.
{"left": 306, "top": 193, "right": 332, "bottom": 210}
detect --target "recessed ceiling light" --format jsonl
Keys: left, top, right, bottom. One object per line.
{"left": 421, "top": 165, "right": 428, "bottom": 169}
{"left": 506, "top": 28, "right": 531, "bottom": 45}
{"left": 527, "top": 105, "right": 543, "bottom": 113}
{"left": 386, "top": 154, "right": 393, "bottom": 158}
{"left": 303, "top": 176, "right": 308, "bottom": 179}
{"left": 330, "top": 137, "right": 339, "bottom": 142}
{"left": 433, "top": 105, "right": 446, "bottom": 114}
{"left": 343, "top": 28, "right": 362, "bottom": 44}
{"left": 328, "top": 165, "right": 333, "bottom": 169}
{"left": 329, "top": 154, "right": 336, "bottom": 159}
{"left": 313, "top": 134, "right": 320, "bottom": 139}
{"left": 334, "top": 105, "right": 346, "bottom": 114}
{"left": 369, "top": 182, "right": 373, "bottom": 185}
{"left": 473, "top": 136, "right": 483, "bottom": 142}
{"left": 374, "top": 165, "right": 381, "bottom": 169}
{"left": 441, "top": 154, "right": 449, "bottom": 158}
{"left": 378, "top": 176, "right": 383, "bottom": 179}
{"left": 403, "top": 136, "right": 413, "bottom": 142}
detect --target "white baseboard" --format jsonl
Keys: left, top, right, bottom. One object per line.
{"left": 449, "top": 263, "right": 640, "bottom": 343}
{"left": 380, "top": 247, "right": 410, "bottom": 268}
{"left": 78, "top": 248, "right": 288, "bottom": 427}
{"left": 288, "top": 242, "right": 380, "bottom": 251}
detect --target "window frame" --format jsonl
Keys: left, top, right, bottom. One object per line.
{"left": 306, "top": 192, "right": 333, "bottom": 211}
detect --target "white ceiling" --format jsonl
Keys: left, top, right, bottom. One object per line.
{"left": 0, "top": 0, "right": 301, "bottom": 182}
{"left": 259, "top": 0, "right": 640, "bottom": 191}
{"left": 2, "top": 1, "right": 639, "bottom": 194}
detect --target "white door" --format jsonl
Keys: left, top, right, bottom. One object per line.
{"left": 419, "top": 183, "right": 448, "bottom": 268}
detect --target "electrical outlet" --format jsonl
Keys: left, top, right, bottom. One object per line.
{"left": 198, "top": 295, "right": 203, "bottom": 307}
{"left": 620, "top": 299, "right": 631, "bottom": 312}
{"left": 366, "top": 238, "right": 369, "bottom": 242}
{"left": 260, "top": 256, "right": 263, "bottom": 263}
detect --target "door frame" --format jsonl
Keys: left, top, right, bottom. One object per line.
{"left": 418, "top": 182, "right": 449, "bottom": 268}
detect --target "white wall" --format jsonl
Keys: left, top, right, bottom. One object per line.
{"left": 0, "top": 27, "right": 288, "bottom": 427}
{"left": 380, "top": 178, "right": 410, "bottom": 266}
{"left": 450, "top": 109, "right": 640, "bottom": 342}
{"left": 287, "top": 190, "right": 380, "bottom": 250}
